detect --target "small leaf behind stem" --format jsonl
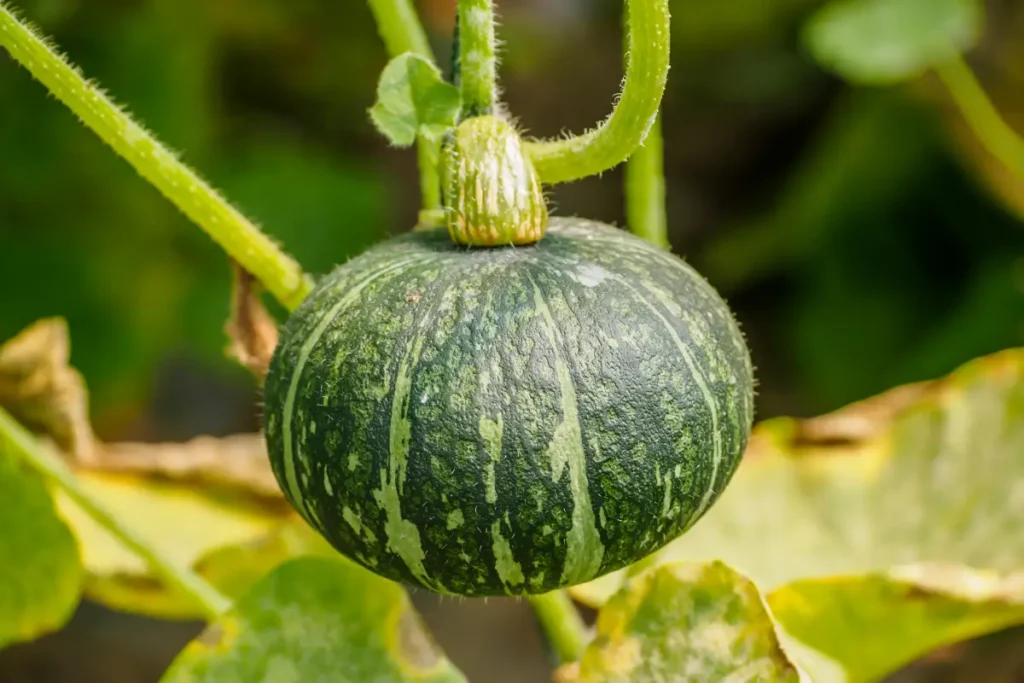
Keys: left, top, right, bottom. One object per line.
{"left": 370, "top": 53, "right": 462, "bottom": 147}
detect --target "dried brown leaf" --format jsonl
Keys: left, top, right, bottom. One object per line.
{"left": 225, "top": 264, "right": 279, "bottom": 379}
{"left": 0, "top": 318, "right": 95, "bottom": 462}
{"left": 84, "top": 433, "right": 283, "bottom": 503}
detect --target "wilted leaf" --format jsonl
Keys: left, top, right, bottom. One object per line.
{"left": 56, "top": 464, "right": 293, "bottom": 619}
{"left": 556, "top": 562, "right": 803, "bottom": 683}
{"left": 85, "top": 433, "right": 283, "bottom": 501}
{"left": 225, "top": 263, "right": 279, "bottom": 379}
{"left": 0, "top": 318, "right": 95, "bottom": 461}
{"left": 0, "top": 431, "right": 82, "bottom": 647}
{"left": 161, "top": 556, "right": 467, "bottom": 683}
{"left": 369, "top": 52, "right": 461, "bottom": 146}
{"left": 572, "top": 348, "right": 1024, "bottom": 681}
{"left": 804, "top": 0, "right": 982, "bottom": 85}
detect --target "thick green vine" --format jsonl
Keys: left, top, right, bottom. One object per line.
{"left": 625, "top": 112, "right": 669, "bottom": 247}
{"left": 456, "top": 0, "right": 498, "bottom": 117}
{"left": 522, "top": 0, "right": 671, "bottom": 185}
{"left": 0, "top": 3, "right": 313, "bottom": 311}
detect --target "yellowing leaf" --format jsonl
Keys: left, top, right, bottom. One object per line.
{"left": 161, "top": 556, "right": 467, "bottom": 683}
{"left": 557, "top": 562, "right": 804, "bottom": 683}
{"left": 572, "top": 348, "right": 1024, "bottom": 681}
{"left": 55, "top": 468, "right": 291, "bottom": 619}
{"left": 771, "top": 567, "right": 1024, "bottom": 683}
{"left": 0, "top": 443, "right": 82, "bottom": 647}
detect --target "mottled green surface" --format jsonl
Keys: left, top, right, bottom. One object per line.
{"left": 0, "top": 445, "right": 82, "bottom": 648}
{"left": 572, "top": 348, "right": 1024, "bottom": 681}
{"left": 264, "top": 217, "right": 754, "bottom": 596}
{"left": 160, "top": 556, "right": 466, "bottom": 683}
{"left": 559, "top": 562, "right": 803, "bottom": 683}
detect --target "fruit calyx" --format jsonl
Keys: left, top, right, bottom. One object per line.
{"left": 441, "top": 114, "right": 548, "bottom": 247}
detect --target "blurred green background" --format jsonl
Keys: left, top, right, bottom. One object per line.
{"left": 0, "top": 0, "right": 1022, "bottom": 681}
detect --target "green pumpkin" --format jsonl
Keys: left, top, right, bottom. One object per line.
{"left": 263, "top": 217, "right": 754, "bottom": 597}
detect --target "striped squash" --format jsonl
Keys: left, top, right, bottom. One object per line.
{"left": 263, "top": 218, "right": 755, "bottom": 597}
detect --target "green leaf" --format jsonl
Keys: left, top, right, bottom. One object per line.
{"left": 571, "top": 348, "right": 1024, "bottom": 681}
{"left": 556, "top": 562, "right": 804, "bottom": 683}
{"left": 804, "top": 0, "right": 983, "bottom": 85}
{"left": 0, "top": 445, "right": 82, "bottom": 647}
{"left": 369, "top": 53, "right": 461, "bottom": 147}
{"left": 160, "top": 556, "right": 467, "bottom": 683}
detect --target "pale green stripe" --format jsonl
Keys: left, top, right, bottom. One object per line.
{"left": 528, "top": 274, "right": 606, "bottom": 585}
{"left": 281, "top": 257, "right": 425, "bottom": 523}
{"left": 375, "top": 294, "right": 444, "bottom": 592}
{"left": 613, "top": 275, "right": 725, "bottom": 521}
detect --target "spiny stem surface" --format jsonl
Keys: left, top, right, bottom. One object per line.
{"left": 523, "top": 0, "right": 671, "bottom": 185}
{"left": 0, "top": 3, "right": 313, "bottom": 310}
{"left": 457, "top": 0, "right": 498, "bottom": 117}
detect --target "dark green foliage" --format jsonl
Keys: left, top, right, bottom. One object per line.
{"left": 264, "top": 218, "right": 754, "bottom": 596}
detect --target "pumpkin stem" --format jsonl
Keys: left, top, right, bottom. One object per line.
{"left": 455, "top": 0, "right": 498, "bottom": 118}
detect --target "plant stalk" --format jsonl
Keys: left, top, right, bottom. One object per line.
{"left": 523, "top": 0, "right": 671, "bottom": 185}
{"left": 456, "top": 0, "right": 497, "bottom": 117}
{"left": 936, "top": 56, "right": 1024, "bottom": 179}
{"left": 0, "top": 407, "right": 232, "bottom": 620}
{"left": 528, "top": 591, "right": 589, "bottom": 664}
{"left": 367, "top": 0, "right": 444, "bottom": 212}
{"left": 0, "top": 3, "right": 313, "bottom": 311}
{"left": 625, "top": 112, "right": 669, "bottom": 248}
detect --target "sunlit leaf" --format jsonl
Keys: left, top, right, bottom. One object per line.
{"left": 572, "top": 348, "right": 1024, "bottom": 681}
{"left": 804, "top": 0, "right": 982, "bottom": 85}
{"left": 0, "top": 444, "right": 81, "bottom": 647}
{"left": 556, "top": 562, "right": 804, "bottom": 683}
{"left": 161, "top": 556, "right": 467, "bottom": 683}
{"left": 55, "top": 467, "right": 292, "bottom": 619}
{"left": 772, "top": 566, "right": 1024, "bottom": 683}
{"left": 369, "top": 53, "right": 461, "bottom": 147}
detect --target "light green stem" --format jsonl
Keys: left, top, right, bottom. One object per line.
{"left": 528, "top": 591, "right": 589, "bottom": 664}
{"left": 625, "top": 112, "right": 669, "bottom": 248}
{"left": 366, "top": 0, "right": 432, "bottom": 58}
{"left": 523, "top": 0, "right": 671, "bottom": 185}
{"left": 0, "top": 3, "right": 312, "bottom": 311}
{"left": 367, "top": 0, "right": 443, "bottom": 211}
{"left": 457, "top": 0, "right": 497, "bottom": 116}
{"left": 0, "top": 407, "right": 231, "bottom": 620}
{"left": 936, "top": 56, "right": 1024, "bottom": 179}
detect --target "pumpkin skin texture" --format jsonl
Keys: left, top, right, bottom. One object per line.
{"left": 263, "top": 217, "right": 755, "bottom": 597}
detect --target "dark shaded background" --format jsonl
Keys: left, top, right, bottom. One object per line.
{"left": 1, "top": 0, "right": 1022, "bottom": 680}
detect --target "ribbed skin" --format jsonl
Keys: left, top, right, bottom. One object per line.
{"left": 263, "top": 218, "right": 755, "bottom": 597}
